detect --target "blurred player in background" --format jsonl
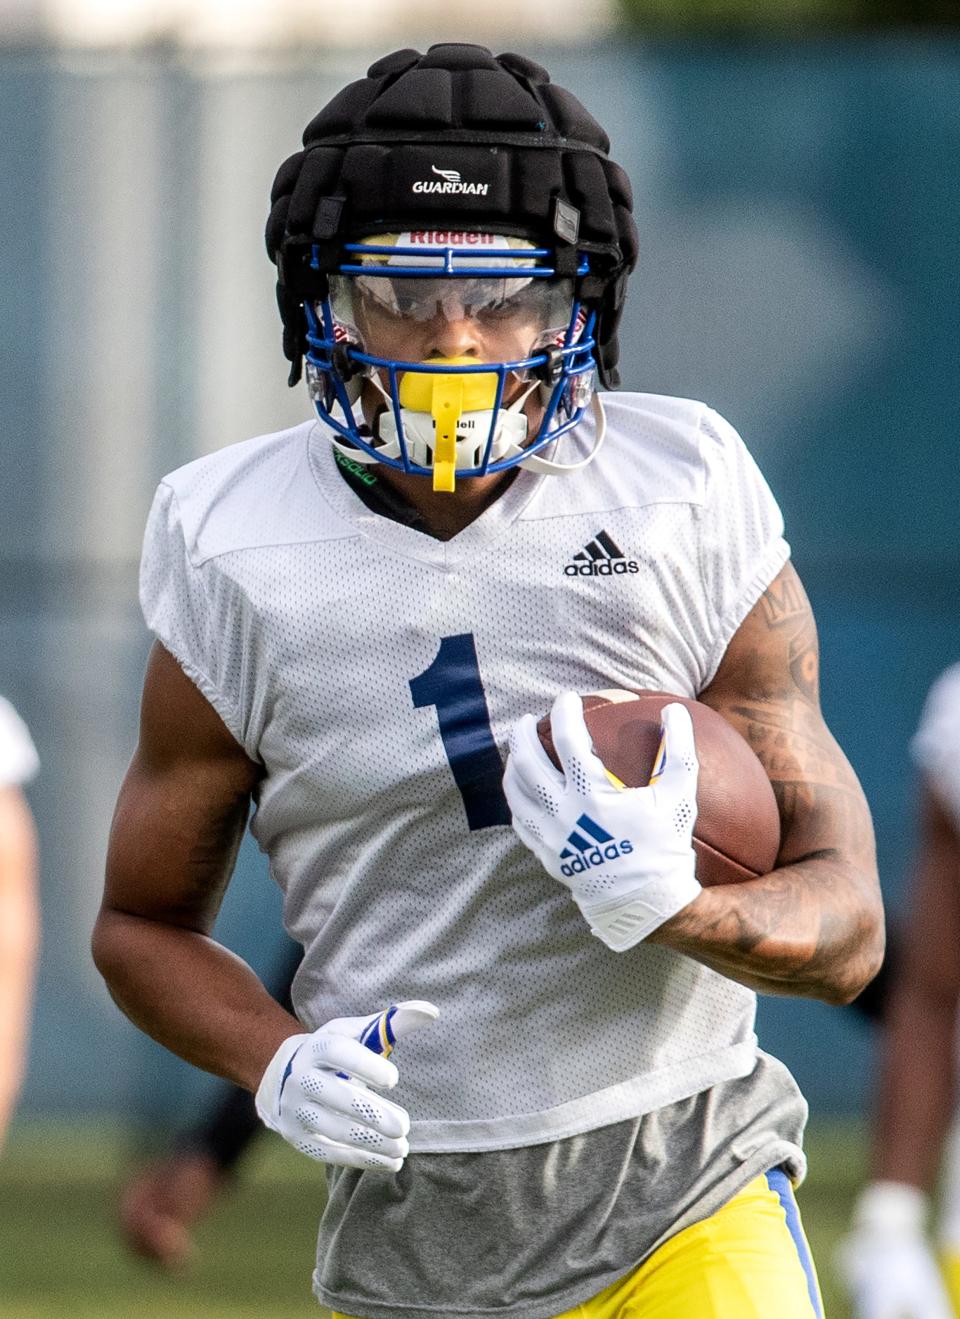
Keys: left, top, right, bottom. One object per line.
{"left": 93, "top": 44, "right": 883, "bottom": 1318}
{"left": 119, "top": 945, "right": 298, "bottom": 1267}
{"left": 0, "top": 696, "right": 39, "bottom": 1150}
{"left": 840, "top": 663, "right": 960, "bottom": 1319}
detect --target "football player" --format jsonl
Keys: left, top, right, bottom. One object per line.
{"left": 92, "top": 45, "right": 884, "bottom": 1318}
{"left": 839, "top": 664, "right": 960, "bottom": 1319}
{"left": 0, "top": 697, "right": 39, "bottom": 1150}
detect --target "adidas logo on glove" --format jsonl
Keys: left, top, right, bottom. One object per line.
{"left": 559, "top": 813, "right": 634, "bottom": 878}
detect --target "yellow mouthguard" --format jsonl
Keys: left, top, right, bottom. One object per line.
{"left": 398, "top": 358, "right": 499, "bottom": 493}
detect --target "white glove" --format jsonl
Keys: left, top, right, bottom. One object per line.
{"left": 503, "top": 691, "right": 701, "bottom": 951}
{"left": 836, "top": 1181, "right": 955, "bottom": 1319}
{"left": 254, "top": 1000, "right": 439, "bottom": 1173}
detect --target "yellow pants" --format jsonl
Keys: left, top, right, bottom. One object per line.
{"left": 940, "top": 1250, "right": 960, "bottom": 1317}
{"left": 334, "top": 1168, "right": 823, "bottom": 1319}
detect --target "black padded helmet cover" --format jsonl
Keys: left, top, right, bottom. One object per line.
{"left": 266, "top": 44, "right": 638, "bottom": 388}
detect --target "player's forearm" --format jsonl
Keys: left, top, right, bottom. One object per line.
{"left": 866, "top": 785, "right": 960, "bottom": 1189}
{"left": 0, "top": 922, "right": 39, "bottom": 1141}
{"left": 0, "top": 916, "right": 39, "bottom": 1068}
{"left": 0, "top": 799, "right": 40, "bottom": 1143}
{"left": 870, "top": 976, "right": 957, "bottom": 1190}
{"left": 91, "top": 909, "right": 302, "bottom": 1092}
{"left": 648, "top": 852, "right": 884, "bottom": 1004}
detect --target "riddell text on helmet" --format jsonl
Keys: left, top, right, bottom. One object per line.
{"left": 409, "top": 231, "right": 498, "bottom": 245}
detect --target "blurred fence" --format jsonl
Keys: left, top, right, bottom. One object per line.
{"left": 620, "top": 0, "right": 960, "bottom": 30}
{"left": 2, "top": 37, "right": 958, "bottom": 1123}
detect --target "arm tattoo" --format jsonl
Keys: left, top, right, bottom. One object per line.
{"left": 663, "top": 566, "right": 883, "bottom": 1002}
{"left": 758, "top": 575, "right": 819, "bottom": 703}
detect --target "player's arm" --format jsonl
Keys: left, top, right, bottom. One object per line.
{"left": 870, "top": 780, "right": 960, "bottom": 1188}
{"left": 836, "top": 781, "right": 960, "bottom": 1319}
{"left": 647, "top": 561, "right": 884, "bottom": 1005}
{"left": 94, "top": 642, "right": 438, "bottom": 1172}
{"left": 91, "top": 640, "right": 301, "bottom": 1092}
{"left": 0, "top": 785, "right": 39, "bottom": 1144}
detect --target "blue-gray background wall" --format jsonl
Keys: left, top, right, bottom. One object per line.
{"left": 2, "top": 37, "right": 957, "bottom": 1124}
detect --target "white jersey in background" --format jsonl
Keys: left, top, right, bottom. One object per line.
{"left": 910, "top": 662, "right": 960, "bottom": 1270}
{"left": 0, "top": 698, "right": 39, "bottom": 788}
{"left": 913, "top": 663, "right": 960, "bottom": 829}
{"left": 140, "top": 391, "right": 791, "bottom": 1154}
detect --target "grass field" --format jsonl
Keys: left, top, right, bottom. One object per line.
{"left": 0, "top": 1120, "right": 867, "bottom": 1318}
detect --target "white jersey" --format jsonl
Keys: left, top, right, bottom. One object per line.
{"left": 0, "top": 697, "right": 39, "bottom": 788}
{"left": 912, "top": 663, "right": 960, "bottom": 828}
{"left": 140, "top": 392, "right": 790, "bottom": 1153}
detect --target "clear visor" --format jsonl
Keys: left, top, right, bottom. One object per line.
{"left": 327, "top": 273, "right": 575, "bottom": 337}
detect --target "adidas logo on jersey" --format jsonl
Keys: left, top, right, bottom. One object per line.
{"left": 559, "top": 813, "right": 634, "bottom": 878}
{"left": 564, "top": 531, "right": 639, "bottom": 577}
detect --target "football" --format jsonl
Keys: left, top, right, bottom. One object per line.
{"left": 537, "top": 690, "right": 780, "bottom": 887}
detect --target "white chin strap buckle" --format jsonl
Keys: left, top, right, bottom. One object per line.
{"left": 324, "top": 363, "right": 607, "bottom": 487}
{"left": 377, "top": 406, "right": 528, "bottom": 478}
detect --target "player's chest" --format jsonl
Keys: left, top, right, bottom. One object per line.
{"left": 247, "top": 509, "right": 704, "bottom": 801}
{"left": 250, "top": 501, "right": 699, "bottom": 658}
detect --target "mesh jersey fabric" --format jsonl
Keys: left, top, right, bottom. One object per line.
{"left": 912, "top": 662, "right": 960, "bottom": 829}
{"left": 0, "top": 697, "right": 39, "bottom": 788}
{"left": 139, "top": 391, "right": 791, "bottom": 1153}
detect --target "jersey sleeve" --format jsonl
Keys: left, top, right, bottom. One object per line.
{"left": 911, "top": 664, "right": 960, "bottom": 812}
{"left": 139, "top": 481, "right": 252, "bottom": 752}
{"left": 0, "top": 698, "right": 39, "bottom": 788}
{"left": 697, "top": 408, "right": 791, "bottom": 687}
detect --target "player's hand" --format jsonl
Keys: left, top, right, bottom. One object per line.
{"left": 119, "top": 1151, "right": 226, "bottom": 1270}
{"left": 503, "top": 691, "right": 701, "bottom": 951}
{"left": 254, "top": 1000, "right": 439, "bottom": 1173}
{"left": 836, "top": 1181, "right": 955, "bottom": 1319}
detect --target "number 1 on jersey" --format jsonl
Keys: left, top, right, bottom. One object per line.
{"left": 409, "top": 634, "right": 511, "bottom": 831}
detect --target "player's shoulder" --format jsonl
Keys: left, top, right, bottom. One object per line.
{"left": 562, "top": 391, "right": 751, "bottom": 511}
{"left": 152, "top": 419, "right": 348, "bottom": 567}
{"left": 912, "top": 663, "right": 960, "bottom": 810}
{"left": 0, "top": 696, "right": 39, "bottom": 787}
{"left": 603, "top": 390, "right": 751, "bottom": 457}
{"left": 914, "top": 663, "right": 960, "bottom": 748}
{"left": 926, "top": 662, "right": 960, "bottom": 706}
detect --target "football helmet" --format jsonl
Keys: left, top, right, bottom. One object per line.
{"left": 303, "top": 231, "right": 602, "bottom": 491}
{"left": 266, "top": 44, "right": 638, "bottom": 490}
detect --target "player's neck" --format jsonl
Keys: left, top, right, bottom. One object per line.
{"left": 357, "top": 385, "right": 542, "bottom": 541}
{"left": 376, "top": 466, "right": 518, "bottom": 541}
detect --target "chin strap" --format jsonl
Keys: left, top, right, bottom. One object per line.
{"left": 327, "top": 382, "right": 607, "bottom": 483}
{"left": 329, "top": 371, "right": 532, "bottom": 474}
{"left": 508, "top": 393, "right": 607, "bottom": 475}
